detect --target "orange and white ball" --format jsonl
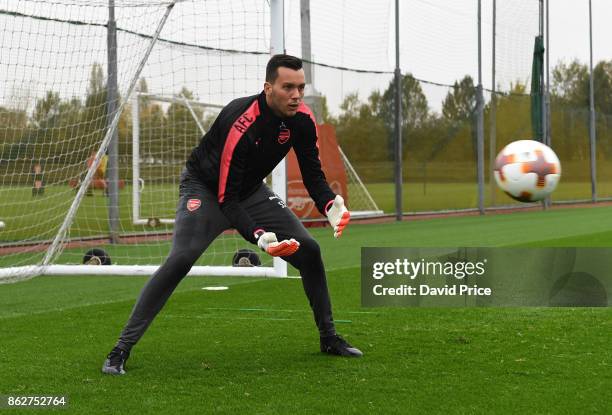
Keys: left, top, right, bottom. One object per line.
{"left": 494, "top": 140, "right": 561, "bottom": 202}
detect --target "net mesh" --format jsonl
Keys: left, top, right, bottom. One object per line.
{"left": 0, "top": 0, "right": 276, "bottom": 279}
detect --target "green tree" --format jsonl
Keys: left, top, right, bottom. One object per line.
{"left": 320, "top": 95, "right": 334, "bottom": 124}
{"left": 551, "top": 59, "right": 589, "bottom": 108}
{"left": 375, "top": 73, "right": 429, "bottom": 159}
{"left": 332, "top": 92, "right": 390, "bottom": 181}
{"left": 33, "top": 91, "right": 62, "bottom": 126}
{"left": 77, "top": 62, "right": 108, "bottom": 162}
{"left": 438, "top": 75, "right": 479, "bottom": 160}
{"left": 442, "top": 75, "right": 477, "bottom": 121}
{"left": 592, "top": 60, "right": 612, "bottom": 114}
{"left": 0, "top": 106, "right": 28, "bottom": 160}
{"left": 549, "top": 59, "right": 612, "bottom": 167}
{"left": 164, "top": 87, "right": 203, "bottom": 165}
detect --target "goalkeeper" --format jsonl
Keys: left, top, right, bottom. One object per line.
{"left": 102, "top": 54, "right": 360, "bottom": 375}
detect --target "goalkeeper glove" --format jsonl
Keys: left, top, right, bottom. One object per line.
{"left": 326, "top": 195, "right": 350, "bottom": 238}
{"left": 256, "top": 231, "right": 300, "bottom": 257}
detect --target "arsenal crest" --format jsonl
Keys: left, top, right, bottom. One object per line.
{"left": 186, "top": 198, "right": 201, "bottom": 212}
{"left": 278, "top": 122, "right": 290, "bottom": 144}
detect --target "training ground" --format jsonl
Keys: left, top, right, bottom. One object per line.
{"left": 1, "top": 202, "right": 611, "bottom": 413}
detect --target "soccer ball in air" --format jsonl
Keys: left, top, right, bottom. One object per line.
{"left": 494, "top": 140, "right": 561, "bottom": 202}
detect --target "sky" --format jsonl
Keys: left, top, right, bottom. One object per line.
{"left": 285, "top": 0, "right": 612, "bottom": 113}
{"left": 1, "top": 0, "right": 611, "bottom": 116}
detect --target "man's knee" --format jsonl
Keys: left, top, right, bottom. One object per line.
{"left": 299, "top": 238, "right": 320, "bottom": 256}
{"left": 163, "top": 249, "right": 200, "bottom": 278}
{"left": 290, "top": 237, "right": 322, "bottom": 266}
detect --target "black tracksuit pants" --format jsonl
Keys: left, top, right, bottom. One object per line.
{"left": 116, "top": 170, "right": 336, "bottom": 352}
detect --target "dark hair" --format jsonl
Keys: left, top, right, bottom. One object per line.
{"left": 265, "top": 54, "right": 303, "bottom": 83}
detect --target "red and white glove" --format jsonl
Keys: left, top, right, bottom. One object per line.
{"left": 256, "top": 231, "right": 300, "bottom": 257}
{"left": 326, "top": 195, "right": 350, "bottom": 238}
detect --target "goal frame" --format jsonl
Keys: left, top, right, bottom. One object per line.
{"left": 0, "top": 0, "right": 288, "bottom": 281}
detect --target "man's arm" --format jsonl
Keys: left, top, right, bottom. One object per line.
{"left": 294, "top": 105, "right": 350, "bottom": 237}
{"left": 293, "top": 112, "right": 336, "bottom": 215}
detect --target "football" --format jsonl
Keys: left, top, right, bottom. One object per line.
{"left": 494, "top": 140, "right": 561, "bottom": 202}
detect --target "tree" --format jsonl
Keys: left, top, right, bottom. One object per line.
{"left": 333, "top": 92, "right": 389, "bottom": 180}
{"left": 164, "top": 87, "right": 203, "bottom": 163}
{"left": 0, "top": 106, "right": 28, "bottom": 160}
{"left": 319, "top": 95, "right": 334, "bottom": 124}
{"left": 80, "top": 62, "right": 108, "bottom": 157}
{"left": 33, "top": 91, "right": 62, "bottom": 126}
{"left": 85, "top": 62, "right": 107, "bottom": 110}
{"left": 439, "top": 75, "right": 478, "bottom": 160}
{"left": 549, "top": 59, "right": 612, "bottom": 165}
{"left": 592, "top": 60, "right": 612, "bottom": 115}
{"left": 375, "top": 73, "right": 429, "bottom": 159}
{"left": 551, "top": 59, "right": 589, "bottom": 108}
{"left": 442, "top": 75, "right": 477, "bottom": 121}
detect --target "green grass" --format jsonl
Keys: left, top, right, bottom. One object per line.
{"left": 366, "top": 180, "right": 609, "bottom": 212}
{"left": 1, "top": 180, "right": 610, "bottom": 243}
{"left": 0, "top": 184, "right": 178, "bottom": 242}
{"left": 1, "top": 207, "right": 612, "bottom": 413}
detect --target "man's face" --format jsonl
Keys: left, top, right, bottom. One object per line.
{"left": 264, "top": 67, "right": 306, "bottom": 118}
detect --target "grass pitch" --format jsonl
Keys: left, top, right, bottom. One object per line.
{"left": 1, "top": 206, "right": 611, "bottom": 413}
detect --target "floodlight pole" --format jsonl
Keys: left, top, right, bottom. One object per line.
{"left": 394, "top": 0, "right": 403, "bottom": 221}
{"left": 476, "top": 0, "right": 485, "bottom": 215}
{"left": 107, "top": 0, "right": 120, "bottom": 243}
{"left": 588, "top": 0, "right": 597, "bottom": 202}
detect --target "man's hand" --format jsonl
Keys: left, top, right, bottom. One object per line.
{"left": 326, "top": 195, "right": 350, "bottom": 238}
{"left": 257, "top": 232, "right": 300, "bottom": 257}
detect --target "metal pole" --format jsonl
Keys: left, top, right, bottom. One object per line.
{"left": 131, "top": 92, "right": 140, "bottom": 225}
{"left": 270, "top": 0, "right": 287, "bottom": 277}
{"left": 588, "top": 0, "right": 597, "bottom": 201}
{"left": 107, "top": 0, "right": 120, "bottom": 243}
{"left": 540, "top": 0, "right": 547, "bottom": 147}
{"left": 270, "top": 0, "right": 285, "bottom": 202}
{"left": 270, "top": 0, "right": 284, "bottom": 55}
{"left": 476, "top": 0, "right": 485, "bottom": 215}
{"left": 300, "top": 0, "right": 312, "bottom": 84}
{"left": 545, "top": 0, "right": 550, "bottom": 147}
{"left": 300, "top": 0, "right": 323, "bottom": 122}
{"left": 394, "top": 0, "right": 402, "bottom": 221}
{"left": 489, "top": 0, "right": 496, "bottom": 206}
{"left": 539, "top": 0, "right": 550, "bottom": 209}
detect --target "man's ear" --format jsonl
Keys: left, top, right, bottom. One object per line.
{"left": 263, "top": 81, "right": 272, "bottom": 94}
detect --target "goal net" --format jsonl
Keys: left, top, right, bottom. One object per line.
{"left": 0, "top": 0, "right": 282, "bottom": 282}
